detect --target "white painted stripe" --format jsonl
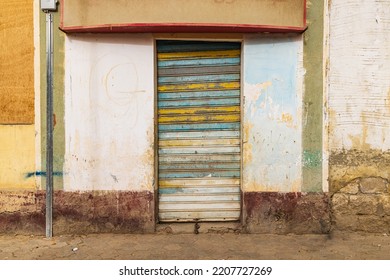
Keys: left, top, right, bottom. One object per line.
{"left": 159, "top": 138, "right": 240, "bottom": 147}
{"left": 159, "top": 154, "right": 241, "bottom": 163}
{"left": 159, "top": 146, "right": 240, "bottom": 154}
{"left": 159, "top": 178, "right": 240, "bottom": 187}
{"left": 159, "top": 202, "right": 241, "bottom": 210}
{"left": 159, "top": 186, "right": 240, "bottom": 194}
{"left": 159, "top": 194, "right": 240, "bottom": 202}
{"left": 159, "top": 211, "right": 240, "bottom": 221}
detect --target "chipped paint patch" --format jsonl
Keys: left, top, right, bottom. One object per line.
{"left": 329, "top": 0, "right": 390, "bottom": 151}
{"left": 303, "top": 150, "right": 321, "bottom": 168}
{"left": 243, "top": 122, "right": 253, "bottom": 165}
{"left": 280, "top": 112, "right": 294, "bottom": 127}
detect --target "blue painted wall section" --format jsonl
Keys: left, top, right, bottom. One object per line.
{"left": 243, "top": 35, "right": 303, "bottom": 192}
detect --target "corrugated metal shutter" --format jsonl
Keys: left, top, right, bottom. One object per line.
{"left": 157, "top": 40, "right": 241, "bottom": 222}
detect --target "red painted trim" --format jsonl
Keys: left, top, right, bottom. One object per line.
{"left": 60, "top": 0, "right": 64, "bottom": 27}
{"left": 60, "top": 23, "right": 307, "bottom": 34}
{"left": 303, "top": 0, "right": 307, "bottom": 27}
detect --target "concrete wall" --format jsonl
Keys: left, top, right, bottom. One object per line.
{"left": 63, "top": 33, "right": 308, "bottom": 194}
{"left": 329, "top": 0, "right": 390, "bottom": 232}
{"left": 243, "top": 35, "right": 303, "bottom": 193}
{"left": 64, "top": 34, "right": 155, "bottom": 192}
{"left": 241, "top": 1, "right": 330, "bottom": 234}
{"left": 0, "top": 1, "right": 332, "bottom": 234}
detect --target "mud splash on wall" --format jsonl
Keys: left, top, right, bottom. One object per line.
{"left": 243, "top": 192, "right": 330, "bottom": 234}
{"left": 0, "top": 190, "right": 155, "bottom": 234}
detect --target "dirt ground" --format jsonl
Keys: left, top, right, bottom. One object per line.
{"left": 0, "top": 231, "right": 389, "bottom": 260}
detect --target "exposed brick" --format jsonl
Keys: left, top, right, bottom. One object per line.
{"left": 333, "top": 214, "right": 360, "bottom": 231}
{"left": 333, "top": 206, "right": 390, "bottom": 234}
{"left": 339, "top": 180, "right": 360, "bottom": 195}
{"left": 332, "top": 193, "right": 350, "bottom": 214}
{"left": 356, "top": 216, "right": 390, "bottom": 233}
{"left": 360, "top": 177, "right": 387, "bottom": 194}
{"left": 349, "top": 195, "right": 380, "bottom": 215}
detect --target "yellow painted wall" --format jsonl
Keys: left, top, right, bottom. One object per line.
{"left": 0, "top": 1, "right": 36, "bottom": 190}
{"left": 0, "top": 0, "right": 34, "bottom": 124}
{"left": 0, "top": 125, "right": 36, "bottom": 190}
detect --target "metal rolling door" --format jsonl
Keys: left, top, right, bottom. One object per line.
{"left": 157, "top": 40, "right": 241, "bottom": 222}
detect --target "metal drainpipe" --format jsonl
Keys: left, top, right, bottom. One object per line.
{"left": 45, "top": 11, "right": 54, "bottom": 238}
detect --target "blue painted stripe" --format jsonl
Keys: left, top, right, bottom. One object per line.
{"left": 158, "top": 123, "right": 240, "bottom": 132}
{"left": 158, "top": 90, "right": 240, "bottom": 100}
{"left": 158, "top": 188, "right": 178, "bottom": 194}
{"left": 158, "top": 74, "right": 240, "bottom": 84}
{"left": 159, "top": 171, "right": 240, "bottom": 179}
{"left": 158, "top": 130, "right": 240, "bottom": 139}
{"left": 25, "top": 171, "right": 63, "bottom": 178}
{"left": 158, "top": 98, "right": 239, "bottom": 107}
{"left": 158, "top": 57, "right": 240, "bottom": 68}
{"left": 157, "top": 41, "right": 241, "bottom": 53}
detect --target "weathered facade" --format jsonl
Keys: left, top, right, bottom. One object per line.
{"left": 0, "top": 0, "right": 389, "bottom": 235}
{"left": 328, "top": 0, "right": 390, "bottom": 232}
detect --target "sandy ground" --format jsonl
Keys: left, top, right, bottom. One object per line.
{"left": 0, "top": 232, "right": 389, "bottom": 260}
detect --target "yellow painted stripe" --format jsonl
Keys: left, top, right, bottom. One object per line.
{"left": 158, "top": 106, "right": 240, "bottom": 115}
{"left": 158, "top": 82, "right": 239, "bottom": 92}
{"left": 159, "top": 114, "right": 240, "bottom": 123}
{"left": 158, "top": 49, "right": 240, "bottom": 60}
{"left": 160, "top": 179, "right": 240, "bottom": 188}
{"left": 159, "top": 139, "right": 240, "bottom": 147}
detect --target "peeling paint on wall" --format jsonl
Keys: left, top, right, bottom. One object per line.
{"left": 329, "top": 0, "right": 390, "bottom": 151}
{"left": 329, "top": 0, "right": 390, "bottom": 192}
{"left": 0, "top": 125, "right": 36, "bottom": 190}
{"left": 64, "top": 34, "right": 154, "bottom": 191}
{"left": 242, "top": 35, "right": 303, "bottom": 192}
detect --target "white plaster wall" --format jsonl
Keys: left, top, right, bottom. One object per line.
{"left": 242, "top": 35, "right": 303, "bottom": 192}
{"left": 329, "top": 0, "right": 390, "bottom": 151}
{"left": 64, "top": 34, "right": 154, "bottom": 191}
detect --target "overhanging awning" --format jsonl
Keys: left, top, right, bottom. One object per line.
{"left": 60, "top": 0, "right": 307, "bottom": 33}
